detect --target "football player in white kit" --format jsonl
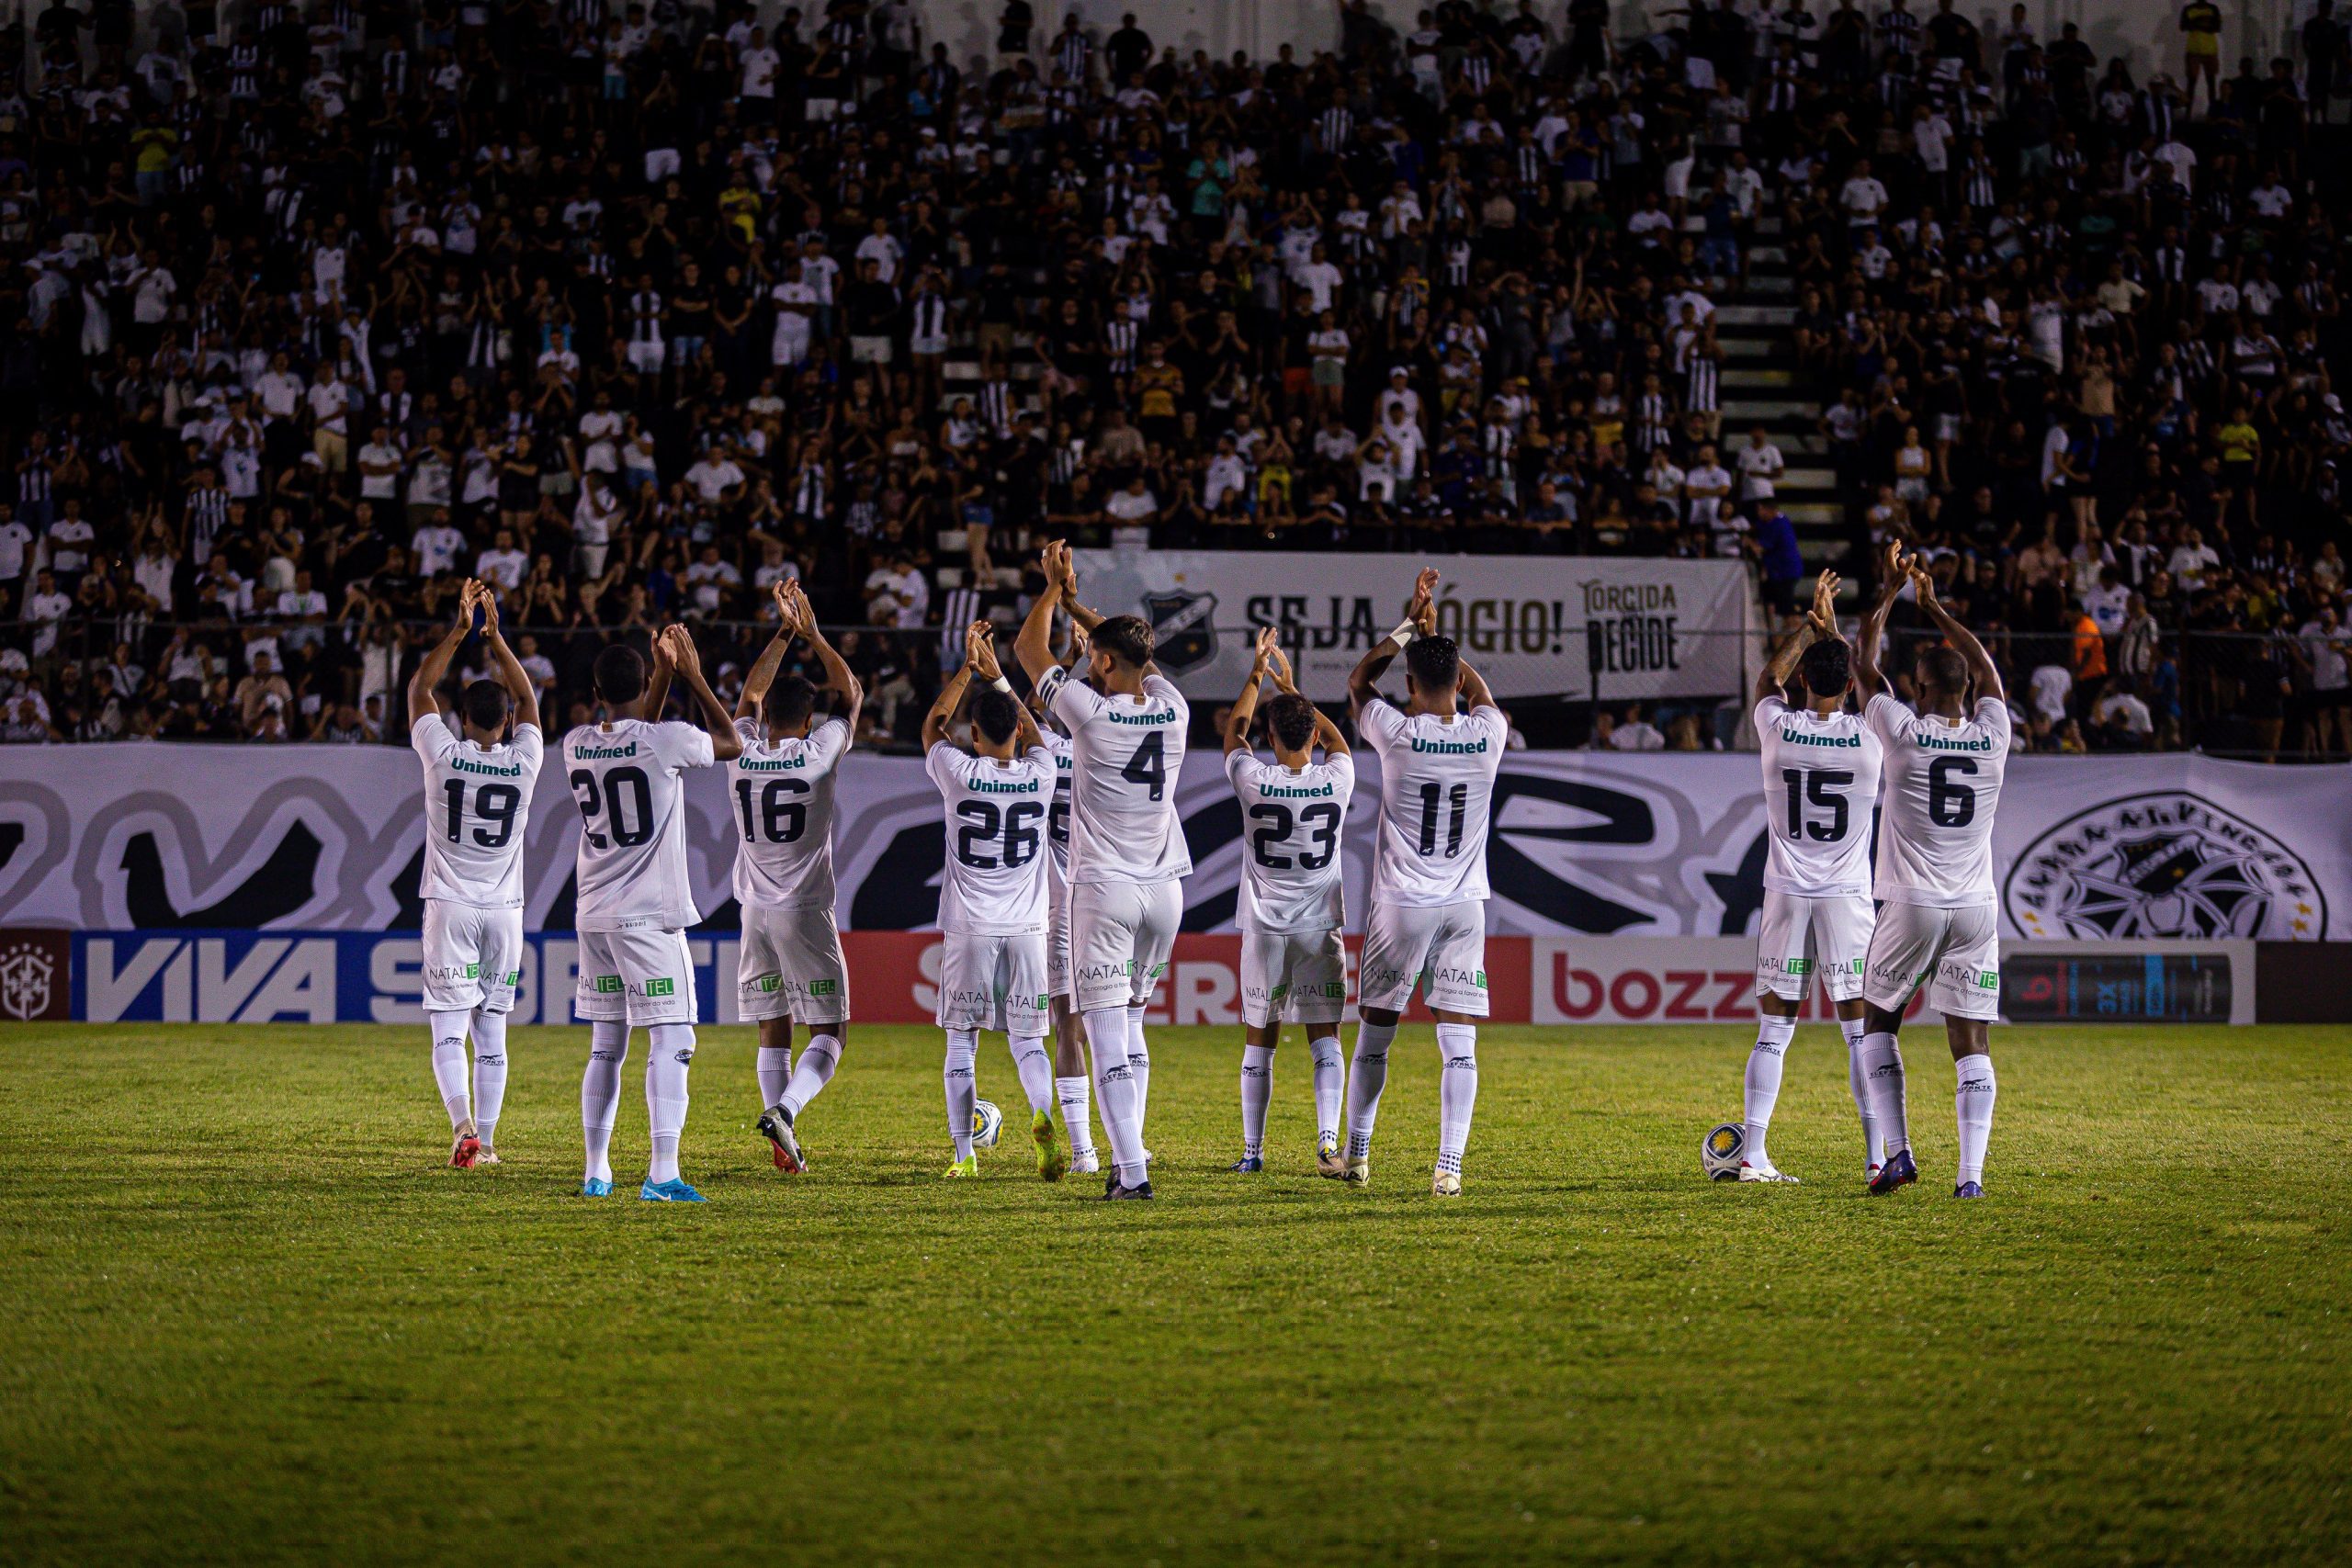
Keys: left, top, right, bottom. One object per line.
{"left": 922, "top": 622, "right": 1068, "bottom": 1180}
{"left": 1013, "top": 541, "right": 1191, "bottom": 1201}
{"left": 407, "top": 581, "right": 542, "bottom": 1168}
{"left": 1029, "top": 623, "right": 1102, "bottom": 1176}
{"left": 1343, "top": 568, "right": 1510, "bottom": 1197}
{"left": 730, "top": 581, "right": 863, "bottom": 1177}
{"left": 1737, "top": 571, "right": 1886, "bottom": 1184}
{"left": 565, "top": 625, "right": 742, "bottom": 1201}
{"left": 1853, "top": 547, "right": 2008, "bottom": 1199}
{"left": 1221, "top": 627, "right": 1353, "bottom": 1176}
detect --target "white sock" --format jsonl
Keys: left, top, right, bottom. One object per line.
{"left": 1435, "top": 1022, "right": 1478, "bottom": 1177}
{"left": 469, "top": 1008, "right": 509, "bottom": 1148}
{"left": 1859, "top": 1032, "right": 1909, "bottom": 1158}
{"left": 581, "top": 1021, "right": 629, "bottom": 1183}
{"left": 1308, "top": 1034, "right": 1343, "bottom": 1147}
{"left": 1743, "top": 1015, "right": 1798, "bottom": 1168}
{"left": 1954, "top": 1054, "right": 1996, "bottom": 1186}
{"left": 756, "top": 1043, "right": 794, "bottom": 1111}
{"left": 1238, "top": 1043, "right": 1274, "bottom": 1158}
{"left": 1008, "top": 1034, "right": 1054, "bottom": 1114}
{"left": 429, "top": 1010, "right": 473, "bottom": 1131}
{"left": 1085, "top": 1005, "right": 1146, "bottom": 1185}
{"left": 1840, "top": 1016, "right": 1883, "bottom": 1167}
{"left": 944, "top": 1029, "right": 978, "bottom": 1159}
{"left": 1125, "top": 1004, "right": 1150, "bottom": 1128}
{"left": 1056, "top": 1075, "right": 1096, "bottom": 1159}
{"left": 1346, "top": 1018, "right": 1397, "bottom": 1159}
{"left": 644, "top": 1023, "right": 695, "bottom": 1185}
{"left": 780, "top": 1032, "right": 841, "bottom": 1120}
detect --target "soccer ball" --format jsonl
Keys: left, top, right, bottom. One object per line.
{"left": 1701, "top": 1122, "right": 1746, "bottom": 1181}
{"left": 972, "top": 1100, "right": 1004, "bottom": 1150}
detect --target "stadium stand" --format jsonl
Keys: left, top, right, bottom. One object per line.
{"left": 0, "top": 0, "right": 2346, "bottom": 759}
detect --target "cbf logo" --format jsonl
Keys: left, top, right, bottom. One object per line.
{"left": 1142, "top": 591, "right": 1218, "bottom": 672}
{"left": 1, "top": 939, "right": 56, "bottom": 1021}
{"left": 2005, "top": 793, "right": 2327, "bottom": 941}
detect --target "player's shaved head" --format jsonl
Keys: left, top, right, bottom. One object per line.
{"left": 971, "top": 686, "right": 1021, "bottom": 745}
{"left": 1263, "top": 692, "right": 1317, "bottom": 752}
{"left": 460, "top": 679, "right": 511, "bottom": 734}
{"left": 1916, "top": 643, "right": 1967, "bottom": 696}
{"left": 763, "top": 674, "right": 818, "bottom": 729}
{"left": 1405, "top": 634, "right": 1460, "bottom": 693}
{"left": 1798, "top": 638, "right": 1851, "bottom": 699}
{"left": 1091, "top": 615, "right": 1153, "bottom": 670}
{"left": 593, "top": 644, "right": 646, "bottom": 705}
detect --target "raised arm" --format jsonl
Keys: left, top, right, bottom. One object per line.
{"left": 661, "top": 625, "right": 742, "bottom": 761}
{"left": 736, "top": 580, "right": 799, "bottom": 720}
{"left": 1225, "top": 626, "right": 1278, "bottom": 753}
{"left": 641, "top": 626, "right": 675, "bottom": 719}
{"left": 1348, "top": 566, "right": 1437, "bottom": 717}
{"left": 1015, "top": 540, "right": 1074, "bottom": 683}
{"left": 1854, "top": 542, "right": 1909, "bottom": 701}
{"left": 1757, "top": 570, "right": 1838, "bottom": 703}
{"left": 406, "top": 584, "right": 473, "bottom": 728}
{"left": 1911, "top": 565, "right": 2004, "bottom": 701}
{"left": 922, "top": 623, "right": 978, "bottom": 751}
{"left": 1269, "top": 641, "right": 1348, "bottom": 757}
{"left": 472, "top": 579, "right": 540, "bottom": 731}
{"left": 788, "top": 580, "right": 863, "bottom": 739}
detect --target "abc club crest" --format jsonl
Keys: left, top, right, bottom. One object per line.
{"left": 2004, "top": 793, "right": 2328, "bottom": 942}
{"left": 1142, "top": 591, "right": 1219, "bottom": 673}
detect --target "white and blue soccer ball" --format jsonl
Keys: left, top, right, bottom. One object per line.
{"left": 1701, "top": 1122, "right": 1746, "bottom": 1181}
{"left": 972, "top": 1100, "right": 1004, "bottom": 1150}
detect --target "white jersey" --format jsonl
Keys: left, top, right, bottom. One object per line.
{"left": 562, "top": 717, "right": 718, "bottom": 931}
{"left": 1225, "top": 750, "right": 1353, "bottom": 933}
{"left": 1040, "top": 669, "right": 1193, "bottom": 886}
{"left": 1865, "top": 692, "right": 2011, "bottom": 908}
{"left": 1359, "top": 698, "right": 1508, "bottom": 908}
{"left": 728, "top": 716, "right": 850, "bottom": 911}
{"left": 1756, "top": 696, "right": 1883, "bottom": 897}
{"left": 410, "top": 715, "right": 543, "bottom": 908}
{"left": 1037, "top": 727, "right": 1074, "bottom": 892}
{"left": 927, "top": 741, "right": 1056, "bottom": 935}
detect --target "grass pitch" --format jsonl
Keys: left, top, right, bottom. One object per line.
{"left": 1, "top": 1021, "right": 2347, "bottom": 1566}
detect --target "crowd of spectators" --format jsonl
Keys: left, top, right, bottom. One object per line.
{"left": 0, "top": 0, "right": 2346, "bottom": 758}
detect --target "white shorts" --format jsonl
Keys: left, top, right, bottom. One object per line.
{"left": 1069, "top": 878, "right": 1182, "bottom": 1013}
{"left": 1359, "top": 901, "right": 1489, "bottom": 1017}
{"left": 1046, "top": 883, "right": 1074, "bottom": 1000}
{"left": 935, "top": 930, "right": 1051, "bottom": 1036}
{"left": 1864, "top": 901, "right": 2001, "bottom": 1021}
{"left": 575, "top": 923, "right": 697, "bottom": 1027}
{"left": 1756, "top": 888, "right": 1874, "bottom": 1003}
{"left": 738, "top": 904, "right": 851, "bottom": 1024}
{"left": 626, "top": 340, "right": 666, "bottom": 373}
{"left": 421, "top": 899, "right": 523, "bottom": 1014}
{"left": 1240, "top": 927, "right": 1347, "bottom": 1029}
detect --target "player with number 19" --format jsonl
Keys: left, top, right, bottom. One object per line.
{"left": 1737, "top": 570, "right": 1884, "bottom": 1185}
{"left": 732, "top": 581, "right": 865, "bottom": 1179}
{"left": 1014, "top": 541, "right": 1192, "bottom": 1201}
{"left": 922, "top": 622, "right": 1067, "bottom": 1181}
{"left": 408, "top": 580, "right": 542, "bottom": 1169}
{"left": 1852, "top": 546, "right": 2009, "bottom": 1200}
{"left": 1222, "top": 626, "right": 1354, "bottom": 1176}
{"left": 564, "top": 624, "right": 742, "bottom": 1201}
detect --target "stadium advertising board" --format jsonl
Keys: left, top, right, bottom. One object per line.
{"left": 1068, "top": 549, "right": 1756, "bottom": 701}
{"left": 1, "top": 747, "right": 2340, "bottom": 946}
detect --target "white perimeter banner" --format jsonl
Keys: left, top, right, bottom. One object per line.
{"left": 0, "top": 745, "right": 2341, "bottom": 945}
{"left": 1068, "top": 549, "right": 1755, "bottom": 702}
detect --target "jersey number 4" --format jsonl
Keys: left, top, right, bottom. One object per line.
{"left": 442, "top": 780, "right": 522, "bottom": 848}
{"left": 1250, "top": 801, "right": 1340, "bottom": 869}
{"left": 1120, "top": 732, "right": 1167, "bottom": 800}
{"left": 1780, "top": 768, "right": 1853, "bottom": 842}
{"left": 733, "top": 777, "right": 811, "bottom": 844}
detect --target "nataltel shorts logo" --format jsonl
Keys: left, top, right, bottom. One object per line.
{"left": 2004, "top": 792, "right": 2327, "bottom": 942}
